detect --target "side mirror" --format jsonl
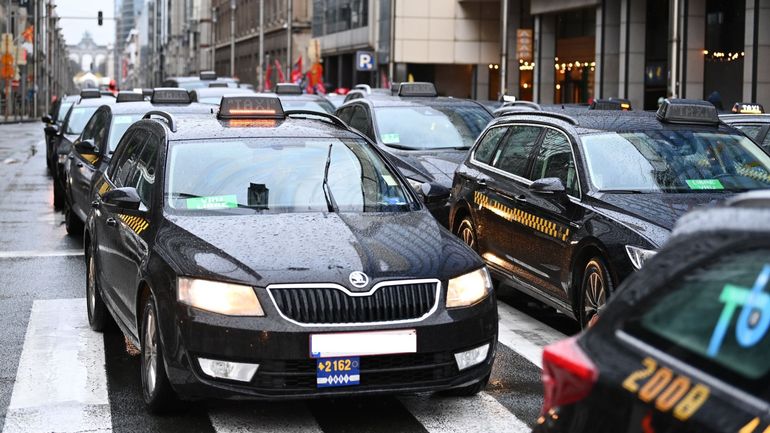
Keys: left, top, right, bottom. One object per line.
{"left": 42, "top": 114, "right": 53, "bottom": 123}
{"left": 44, "top": 124, "right": 59, "bottom": 135}
{"left": 101, "top": 187, "right": 142, "bottom": 214}
{"left": 420, "top": 182, "right": 451, "bottom": 204}
{"left": 530, "top": 177, "right": 566, "bottom": 194}
{"left": 74, "top": 139, "right": 98, "bottom": 155}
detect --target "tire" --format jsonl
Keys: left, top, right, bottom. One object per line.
{"left": 576, "top": 257, "right": 613, "bottom": 329}
{"left": 86, "top": 248, "right": 109, "bottom": 332}
{"left": 456, "top": 215, "right": 479, "bottom": 252}
{"left": 65, "top": 202, "right": 84, "bottom": 236}
{"left": 141, "top": 293, "right": 177, "bottom": 414}
{"left": 441, "top": 374, "right": 490, "bottom": 397}
{"left": 53, "top": 179, "right": 65, "bottom": 210}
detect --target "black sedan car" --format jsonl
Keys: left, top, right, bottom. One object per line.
{"left": 43, "top": 94, "right": 79, "bottom": 172}
{"left": 535, "top": 191, "right": 770, "bottom": 433}
{"left": 84, "top": 95, "right": 497, "bottom": 412}
{"left": 449, "top": 99, "right": 770, "bottom": 326}
{"left": 63, "top": 90, "right": 214, "bottom": 235}
{"left": 335, "top": 82, "right": 493, "bottom": 226}
{"left": 51, "top": 90, "right": 116, "bottom": 209}
{"left": 719, "top": 103, "right": 770, "bottom": 152}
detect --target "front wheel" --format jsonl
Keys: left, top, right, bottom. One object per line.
{"left": 141, "top": 293, "right": 177, "bottom": 413}
{"left": 456, "top": 215, "right": 478, "bottom": 252}
{"left": 576, "top": 257, "right": 613, "bottom": 328}
{"left": 65, "top": 202, "right": 84, "bottom": 236}
{"left": 86, "top": 249, "right": 109, "bottom": 332}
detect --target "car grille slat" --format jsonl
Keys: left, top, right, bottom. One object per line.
{"left": 268, "top": 281, "right": 438, "bottom": 325}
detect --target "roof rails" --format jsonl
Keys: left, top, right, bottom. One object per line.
{"left": 398, "top": 82, "right": 437, "bottom": 97}
{"left": 151, "top": 88, "right": 192, "bottom": 104}
{"left": 284, "top": 110, "right": 348, "bottom": 129}
{"left": 731, "top": 102, "right": 765, "bottom": 114}
{"left": 657, "top": 99, "right": 719, "bottom": 125}
{"left": 80, "top": 89, "right": 101, "bottom": 99}
{"left": 200, "top": 70, "right": 217, "bottom": 80}
{"left": 501, "top": 100, "right": 542, "bottom": 110}
{"left": 143, "top": 110, "right": 177, "bottom": 132}
{"left": 274, "top": 83, "right": 303, "bottom": 95}
{"left": 116, "top": 91, "right": 145, "bottom": 103}
{"left": 497, "top": 110, "right": 578, "bottom": 125}
{"left": 208, "top": 82, "right": 228, "bottom": 88}
{"left": 353, "top": 84, "right": 372, "bottom": 94}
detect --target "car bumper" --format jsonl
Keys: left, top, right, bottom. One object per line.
{"left": 160, "top": 293, "right": 497, "bottom": 400}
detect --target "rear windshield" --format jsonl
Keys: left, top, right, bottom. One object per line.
{"left": 629, "top": 249, "right": 770, "bottom": 384}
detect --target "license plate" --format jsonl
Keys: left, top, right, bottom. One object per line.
{"left": 316, "top": 357, "right": 360, "bottom": 388}
{"left": 310, "top": 329, "right": 417, "bottom": 358}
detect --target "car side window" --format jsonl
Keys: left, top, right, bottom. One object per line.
{"left": 492, "top": 125, "right": 542, "bottom": 178}
{"left": 627, "top": 248, "right": 770, "bottom": 390}
{"left": 349, "top": 105, "right": 374, "bottom": 141}
{"left": 124, "top": 134, "right": 158, "bottom": 209}
{"left": 337, "top": 107, "right": 353, "bottom": 124}
{"left": 109, "top": 130, "right": 148, "bottom": 187}
{"left": 79, "top": 111, "right": 101, "bottom": 142}
{"left": 474, "top": 126, "right": 508, "bottom": 164}
{"left": 532, "top": 129, "right": 579, "bottom": 197}
{"left": 762, "top": 130, "right": 770, "bottom": 152}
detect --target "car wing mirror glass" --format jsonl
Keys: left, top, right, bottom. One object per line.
{"left": 529, "top": 177, "right": 566, "bottom": 194}
{"left": 74, "top": 139, "right": 99, "bottom": 155}
{"left": 101, "top": 187, "right": 143, "bottom": 215}
{"left": 42, "top": 114, "right": 53, "bottom": 123}
{"left": 420, "top": 182, "right": 451, "bottom": 204}
{"left": 44, "top": 124, "right": 59, "bottom": 135}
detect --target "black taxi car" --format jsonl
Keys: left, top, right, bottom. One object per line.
{"left": 719, "top": 103, "right": 770, "bottom": 152}
{"left": 449, "top": 99, "right": 770, "bottom": 326}
{"left": 63, "top": 90, "right": 214, "bottom": 235}
{"left": 43, "top": 94, "right": 79, "bottom": 172}
{"left": 335, "top": 82, "right": 493, "bottom": 226}
{"left": 535, "top": 191, "right": 770, "bottom": 433}
{"left": 84, "top": 95, "right": 497, "bottom": 412}
{"left": 52, "top": 90, "right": 116, "bottom": 209}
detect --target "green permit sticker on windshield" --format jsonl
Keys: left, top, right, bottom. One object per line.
{"left": 685, "top": 179, "right": 724, "bottom": 190}
{"left": 381, "top": 133, "right": 400, "bottom": 144}
{"left": 185, "top": 195, "right": 238, "bottom": 210}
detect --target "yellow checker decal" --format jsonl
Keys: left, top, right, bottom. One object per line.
{"left": 97, "top": 181, "right": 111, "bottom": 196}
{"left": 474, "top": 191, "right": 570, "bottom": 242}
{"left": 118, "top": 214, "right": 149, "bottom": 235}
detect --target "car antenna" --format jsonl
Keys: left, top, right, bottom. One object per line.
{"left": 322, "top": 144, "right": 338, "bottom": 213}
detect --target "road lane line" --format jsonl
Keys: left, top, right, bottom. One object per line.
{"left": 496, "top": 302, "right": 566, "bottom": 369}
{"left": 2, "top": 298, "right": 112, "bottom": 433}
{"left": 0, "top": 249, "right": 84, "bottom": 259}
{"left": 400, "top": 392, "right": 530, "bottom": 433}
{"left": 209, "top": 403, "right": 323, "bottom": 433}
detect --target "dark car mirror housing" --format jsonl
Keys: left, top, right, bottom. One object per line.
{"left": 74, "top": 139, "right": 99, "bottom": 156}
{"left": 420, "top": 182, "right": 451, "bottom": 204}
{"left": 42, "top": 114, "right": 53, "bottom": 124}
{"left": 44, "top": 124, "right": 59, "bottom": 135}
{"left": 530, "top": 177, "right": 567, "bottom": 194}
{"left": 101, "top": 187, "right": 143, "bottom": 215}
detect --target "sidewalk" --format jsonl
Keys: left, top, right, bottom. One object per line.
{"left": 0, "top": 116, "right": 37, "bottom": 124}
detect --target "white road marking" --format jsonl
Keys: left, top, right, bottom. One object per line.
{"left": 2, "top": 298, "right": 111, "bottom": 433}
{"left": 0, "top": 249, "right": 84, "bottom": 259}
{"left": 209, "top": 403, "right": 323, "bottom": 433}
{"left": 400, "top": 392, "right": 530, "bottom": 433}
{"left": 496, "top": 302, "right": 566, "bottom": 369}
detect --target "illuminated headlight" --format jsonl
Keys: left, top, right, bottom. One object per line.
{"left": 198, "top": 357, "right": 259, "bottom": 382}
{"left": 625, "top": 245, "right": 657, "bottom": 270}
{"left": 454, "top": 343, "right": 490, "bottom": 370}
{"left": 406, "top": 177, "right": 424, "bottom": 194}
{"left": 177, "top": 277, "right": 264, "bottom": 316}
{"left": 446, "top": 268, "right": 492, "bottom": 308}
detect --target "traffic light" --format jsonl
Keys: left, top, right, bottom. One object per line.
{"left": 97, "top": 11, "right": 103, "bottom": 26}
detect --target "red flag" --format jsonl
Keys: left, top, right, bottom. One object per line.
{"left": 291, "top": 56, "right": 303, "bottom": 84}
{"left": 274, "top": 59, "right": 285, "bottom": 83}
{"left": 22, "top": 26, "right": 34, "bottom": 43}
{"left": 264, "top": 62, "right": 273, "bottom": 91}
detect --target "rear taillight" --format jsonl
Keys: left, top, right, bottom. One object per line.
{"left": 541, "top": 336, "right": 598, "bottom": 415}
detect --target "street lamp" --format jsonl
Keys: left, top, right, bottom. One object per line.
{"left": 230, "top": 0, "right": 235, "bottom": 77}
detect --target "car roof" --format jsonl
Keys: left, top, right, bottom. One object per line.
{"left": 62, "top": 95, "right": 80, "bottom": 103}
{"left": 108, "top": 101, "right": 215, "bottom": 116}
{"left": 274, "top": 93, "right": 330, "bottom": 102}
{"left": 354, "top": 95, "right": 489, "bottom": 110}
{"left": 191, "top": 87, "right": 255, "bottom": 98}
{"left": 73, "top": 96, "right": 116, "bottom": 107}
{"left": 719, "top": 113, "right": 770, "bottom": 124}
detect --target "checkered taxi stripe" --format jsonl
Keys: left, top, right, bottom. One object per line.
{"left": 118, "top": 214, "right": 149, "bottom": 235}
{"left": 474, "top": 191, "right": 570, "bottom": 242}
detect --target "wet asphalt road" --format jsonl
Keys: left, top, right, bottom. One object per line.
{"left": 0, "top": 122, "right": 579, "bottom": 433}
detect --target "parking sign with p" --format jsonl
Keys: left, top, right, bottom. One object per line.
{"left": 356, "top": 51, "right": 375, "bottom": 71}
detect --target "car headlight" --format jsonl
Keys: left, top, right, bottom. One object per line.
{"left": 406, "top": 177, "right": 424, "bottom": 194}
{"left": 446, "top": 268, "right": 492, "bottom": 308}
{"left": 177, "top": 277, "right": 264, "bottom": 316}
{"left": 625, "top": 245, "right": 657, "bottom": 270}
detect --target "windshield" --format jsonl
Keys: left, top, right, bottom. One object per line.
{"left": 165, "top": 138, "right": 415, "bottom": 214}
{"left": 56, "top": 102, "right": 74, "bottom": 125}
{"left": 65, "top": 107, "right": 99, "bottom": 135}
{"left": 580, "top": 131, "right": 770, "bottom": 192}
{"left": 373, "top": 104, "right": 491, "bottom": 150}
{"left": 107, "top": 114, "right": 144, "bottom": 153}
{"left": 279, "top": 99, "right": 335, "bottom": 114}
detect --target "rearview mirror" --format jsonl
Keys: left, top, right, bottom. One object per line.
{"left": 529, "top": 177, "right": 566, "bottom": 194}
{"left": 420, "top": 182, "right": 451, "bottom": 204}
{"left": 101, "top": 187, "right": 142, "bottom": 214}
{"left": 42, "top": 114, "right": 53, "bottom": 124}
{"left": 74, "top": 139, "right": 98, "bottom": 155}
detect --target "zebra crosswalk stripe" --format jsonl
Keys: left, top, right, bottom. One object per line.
{"left": 496, "top": 302, "right": 566, "bottom": 369}
{"left": 209, "top": 403, "right": 324, "bottom": 433}
{"left": 2, "top": 298, "right": 112, "bottom": 433}
{"left": 400, "top": 392, "right": 531, "bottom": 433}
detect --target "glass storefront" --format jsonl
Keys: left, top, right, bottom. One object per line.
{"left": 554, "top": 8, "right": 595, "bottom": 104}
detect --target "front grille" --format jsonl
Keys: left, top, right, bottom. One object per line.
{"left": 268, "top": 281, "right": 439, "bottom": 325}
{"left": 253, "top": 352, "right": 457, "bottom": 391}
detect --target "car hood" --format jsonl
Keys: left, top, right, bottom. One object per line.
{"left": 591, "top": 193, "right": 728, "bottom": 244}
{"left": 386, "top": 149, "right": 467, "bottom": 187}
{"left": 157, "top": 211, "right": 482, "bottom": 288}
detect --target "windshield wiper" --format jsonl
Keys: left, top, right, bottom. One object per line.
{"left": 322, "top": 144, "right": 338, "bottom": 212}
{"left": 599, "top": 189, "right": 648, "bottom": 194}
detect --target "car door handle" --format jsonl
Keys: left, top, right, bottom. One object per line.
{"left": 106, "top": 217, "right": 117, "bottom": 227}
{"left": 91, "top": 199, "right": 100, "bottom": 209}
{"left": 76, "top": 162, "right": 84, "bottom": 168}
{"left": 514, "top": 194, "right": 527, "bottom": 202}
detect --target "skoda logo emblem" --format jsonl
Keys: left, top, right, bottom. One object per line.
{"left": 349, "top": 271, "right": 369, "bottom": 288}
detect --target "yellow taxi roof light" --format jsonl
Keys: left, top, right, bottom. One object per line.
{"left": 218, "top": 95, "right": 285, "bottom": 120}
{"left": 732, "top": 102, "right": 765, "bottom": 114}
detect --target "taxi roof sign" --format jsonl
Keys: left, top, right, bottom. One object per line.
{"left": 732, "top": 102, "right": 765, "bottom": 114}
{"left": 657, "top": 99, "right": 719, "bottom": 125}
{"left": 274, "top": 83, "right": 303, "bottom": 95}
{"left": 116, "top": 91, "right": 145, "bottom": 103}
{"left": 200, "top": 70, "right": 218, "bottom": 80}
{"left": 398, "top": 82, "right": 437, "bottom": 97}
{"left": 218, "top": 95, "right": 285, "bottom": 120}
{"left": 208, "top": 82, "right": 228, "bottom": 88}
{"left": 80, "top": 89, "right": 101, "bottom": 99}
{"left": 151, "top": 88, "right": 192, "bottom": 104}
{"left": 590, "top": 98, "right": 632, "bottom": 111}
